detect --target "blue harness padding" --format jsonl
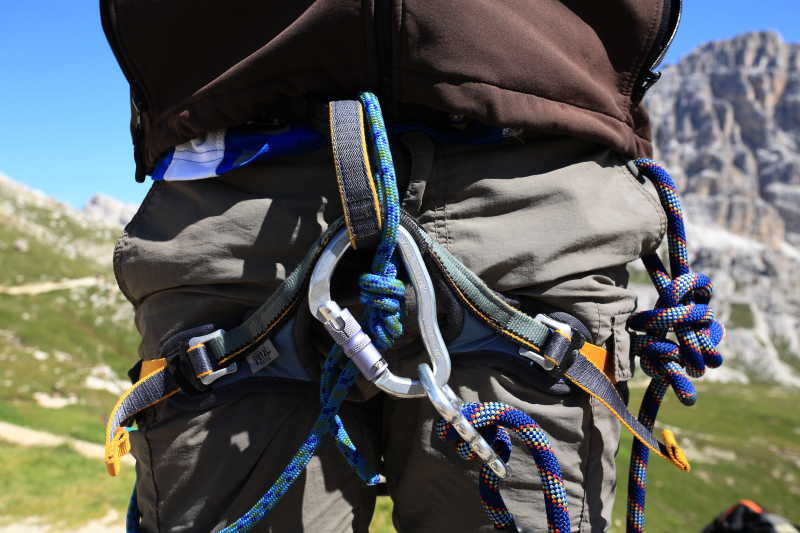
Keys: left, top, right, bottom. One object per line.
{"left": 196, "top": 318, "right": 311, "bottom": 387}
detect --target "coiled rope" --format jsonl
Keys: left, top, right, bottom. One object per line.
{"left": 625, "top": 159, "right": 724, "bottom": 533}
{"left": 435, "top": 402, "right": 571, "bottom": 532}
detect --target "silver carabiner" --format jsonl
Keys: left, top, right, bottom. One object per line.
{"left": 417, "top": 363, "right": 508, "bottom": 479}
{"left": 308, "top": 226, "right": 451, "bottom": 398}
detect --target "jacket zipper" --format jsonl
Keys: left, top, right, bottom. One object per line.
{"left": 100, "top": 0, "right": 150, "bottom": 182}
{"left": 632, "top": 0, "right": 682, "bottom": 104}
{"left": 374, "top": 0, "right": 393, "bottom": 105}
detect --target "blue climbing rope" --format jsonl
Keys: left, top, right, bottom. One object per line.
{"left": 126, "top": 488, "right": 139, "bottom": 533}
{"left": 218, "top": 92, "right": 404, "bottom": 532}
{"left": 625, "top": 159, "right": 724, "bottom": 533}
{"left": 435, "top": 402, "right": 571, "bottom": 532}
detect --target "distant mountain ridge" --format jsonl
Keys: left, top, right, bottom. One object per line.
{"left": 82, "top": 194, "right": 137, "bottom": 228}
{"left": 648, "top": 30, "right": 800, "bottom": 245}
{"left": 645, "top": 30, "right": 800, "bottom": 386}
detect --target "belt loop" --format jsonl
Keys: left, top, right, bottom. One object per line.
{"left": 398, "top": 131, "right": 435, "bottom": 217}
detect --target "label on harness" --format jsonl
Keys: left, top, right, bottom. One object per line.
{"left": 247, "top": 340, "right": 280, "bottom": 374}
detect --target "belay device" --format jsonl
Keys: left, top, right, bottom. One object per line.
{"left": 105, "top": 93, "right": 723, "bottom": 532}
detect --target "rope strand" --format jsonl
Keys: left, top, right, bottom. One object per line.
{"left": 626, "top": 159, "right": 724, "bottom": 533}
{"left": 217, "top": 92, "right": 405, "bottom": 532}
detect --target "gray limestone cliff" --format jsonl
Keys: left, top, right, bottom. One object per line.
{"left": 644, "top": 31, "right": 800, "bottom": 386}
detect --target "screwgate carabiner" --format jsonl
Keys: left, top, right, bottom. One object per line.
{"left": 308, "top": 226, "right": 452, "bottom": 398}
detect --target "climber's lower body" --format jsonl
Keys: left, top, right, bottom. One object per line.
{"left": 114, "top": 134, "right": 666, "bottom": 532}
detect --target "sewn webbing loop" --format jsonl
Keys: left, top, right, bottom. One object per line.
{"left": 105, "top": 427, "right": 132, "bottom": 477}
{"left": 329, "top": 99, "right": 382, "bottom": 249}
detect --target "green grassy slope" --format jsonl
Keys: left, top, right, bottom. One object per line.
{"left": 0, "top": 287, "right": 137, "bottom": 443}
{"left": 0, "top": 179, "right": 118, "bottom": 286}
{"left": 0, "top": 180, "right": 141, "bottom": 528}
{"left": 611, "top": 383, "right": 799, "bottom": 531}
{"left": 0, "top": 441, "right": 135, "bottom": 529}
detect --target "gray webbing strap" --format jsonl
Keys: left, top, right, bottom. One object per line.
{"left": 328, "top": 100, "right": 382, "bottom": 249}
{"left": 105, "top": 220, "right": 347, "bottom": 455}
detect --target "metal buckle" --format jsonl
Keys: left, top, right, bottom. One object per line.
{"left": 418, "top": 363, "right": 508, "bottom": 479}
{"left": 517, "top": 347, "right": 556, "bottom": 371}
{"left": 533, "top": 313, "right": 573, "bottom": 341}
{"left": 518, "top": 314, "right": 575, "bottom": 374}
{"left": 199, "top": 363, "right": 238, "bottom": 386}
{"left": 308, "top": 226, "right": 451, "bottom": 398}
{"left": 185, "top": 329, "right": 238, "bottom": 387}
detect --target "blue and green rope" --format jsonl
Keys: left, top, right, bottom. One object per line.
{"left": 218, "top": 92, "right": 404, "bottom": 532}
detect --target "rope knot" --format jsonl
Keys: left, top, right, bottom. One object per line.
{"left": 358, "top": 266, "right": 405, "bottom": 351}
{"left": 624, "top": 159, "right": 728, "bottom": 533}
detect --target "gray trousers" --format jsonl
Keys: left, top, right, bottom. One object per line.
{"left": 115, "top": 134, "right": 665, "bottom": 532}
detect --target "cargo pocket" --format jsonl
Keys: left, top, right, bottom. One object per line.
{"left": 610, "top": 312, "right": 634, "bottom": 382}
{"left": 112, "top": 230, "right": 134, "bottom": 304}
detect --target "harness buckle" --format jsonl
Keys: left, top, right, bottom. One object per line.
{"left": 199, "top": 362, "right": 239, "bottom": 386}
{"left": 518, "top": 314, "right": 584, "bottom": 377}
{"left": 169, "top": 329, "right": 234, "bottom": 393}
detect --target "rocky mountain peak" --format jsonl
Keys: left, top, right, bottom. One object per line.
{"left": 644, "top": 31, "right": 800, "bottom": 387}
{"left": 648, "top": 31, "right": 800, "bottom": 248}
{"left": 82, "top": 194, "right": 137, "bottom": 228}
{"left": 676, "top": 31, "right": 797, "bottom": 75}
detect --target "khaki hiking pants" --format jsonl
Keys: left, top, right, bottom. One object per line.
{"left": 114, "top": 134, "right": 666, "bottom": 532}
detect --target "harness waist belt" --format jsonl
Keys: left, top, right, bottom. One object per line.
{"left": 104, "top": 214, "right": 688, "bottom": 478}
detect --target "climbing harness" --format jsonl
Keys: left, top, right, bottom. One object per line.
{"left": 106, "top": 92, "right": 723, "bottom": 532}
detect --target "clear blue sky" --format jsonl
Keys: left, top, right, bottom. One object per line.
{"left": 1, "top": 1, "right": 798, "bottom": 208}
